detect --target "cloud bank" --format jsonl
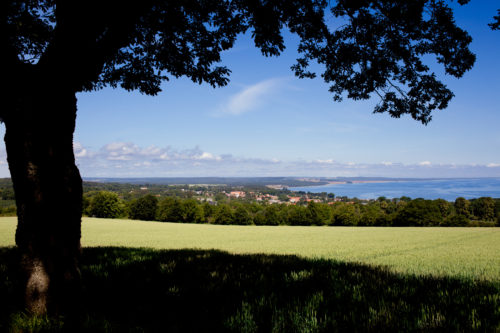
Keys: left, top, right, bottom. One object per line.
{"left": 0, "top": 142, "right": 498, "bottom": 178}
{"left": 68, "top": 142, "right": 500, "bottom": 178}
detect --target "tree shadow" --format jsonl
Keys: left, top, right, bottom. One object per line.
{"left": 1, "top": 246, "right": 499, "bottom": 332}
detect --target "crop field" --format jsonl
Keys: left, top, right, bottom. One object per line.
{"left": 1, "top": 216, "right": 500, "bottom": 331}
{"left": 1, "top": 217, "right": 499, "bottom": 280}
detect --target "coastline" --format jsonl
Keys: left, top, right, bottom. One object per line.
{"left": 325, "top": 180, "right": 399, "bottom": 185}
{"left": 287, "top": 178, "right": 500, "bottom": 200}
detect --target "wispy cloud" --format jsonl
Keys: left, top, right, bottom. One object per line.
{"left": 215, "top": 78, "right": 286, "bottom": 116}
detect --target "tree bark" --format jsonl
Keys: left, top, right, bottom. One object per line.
{"left": 3, "top": 84, "right": 82, "bottom": 316}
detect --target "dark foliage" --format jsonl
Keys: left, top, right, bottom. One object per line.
{"left": 470, "top": 197, "right": 496, "bottom": 221}
{"left": 156, "top": 197, "right": 183, "bottom": 222}
{"left": 88, "top": 191, "right": 123, "bottom": 218}
{"left": 79, "top": 185, "right": 499, "bottom": 227}
{"left": 455, "top": 197, "right": 471, "bottom": 218}
{"left": 214, "top": 204, "right": 235, "bottom": 225}
{"left": 394, "top": 199, "right": 443, "bottom": 226}
{"left": 442, "top": 214, "right": 469, "bottom": 227}
{"left": 3, "top": 1, "right": 475, "bottom": 122}
{"left": 264, "top": 205, "right": 284, "bottom": 226}
{"left": 287, "top": 205, "right": 309, "bottom": 226}
{"left": 129, "top": 194, "right": 158, "bottom": 221}
{"left": 233, "top": 204, "right": 253, "bottom": 225}
{"left": 490, "top": 9, "right": 500, "bottom": 30}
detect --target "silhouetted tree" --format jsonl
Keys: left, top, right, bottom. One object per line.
{"left": 2, "top": 0, "right": 477, "bottom": 315}
{"left": 490, "top": 9, "right": 500, "bottom": 30}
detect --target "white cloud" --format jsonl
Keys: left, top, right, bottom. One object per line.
{"left": 102, "top": 142, "right": 140, "bottom": 160}
{"left": 89, "top": 142, "right": 224, "bottom": 166}
{"left": 196, "top": 152, "right": 221, "bottom": 161}
{"left": 73, "top": 142, "right": 91, "bottom": 158}
{"left": 216, "top": 78, "right": 285, "bottom": 115}
{"left": 0, "top": 142, "right": 494, "bottom": 178}
{"left": 316, "top": 159, "right": 335, "bottom": 164}
{"left": 0, "top": 147, "right": 6, "bottom": 166}
{"left": 61, "top": 141, "right": 500, "bottom": 178}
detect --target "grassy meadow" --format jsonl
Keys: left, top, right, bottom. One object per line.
{"left": 2, "top": 217, "right": 499, "bottom": 280}
{"left": 1, "top": 217, "right": 499, "bottom": 331}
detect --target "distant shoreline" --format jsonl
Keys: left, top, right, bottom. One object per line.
{"left": 288, "top": 178, "right": 500, "bottom": 200}
{"left": 294, "top": 179, "right": 412, "bottom": 188}
{"left": 326, "top": 180, "right": 398, "bottom": 185}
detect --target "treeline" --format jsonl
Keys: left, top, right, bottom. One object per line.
{"left": 82, "top": 180, "right": 293, "bottom": 200}
{"left": 85, "top": 176, "right": 328, "bottom": 187}
{"left": 0, "top": 178, "right": 293, "bottom": 217}
{"left": 0, "top": 179, "right": 16, "bottom": 216}
{"left": 84, "top": 192, "right": 500, "bottom": 227}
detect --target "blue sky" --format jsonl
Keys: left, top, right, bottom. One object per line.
{"left": 1, "top": 1, "right": 499, "bottom": 178}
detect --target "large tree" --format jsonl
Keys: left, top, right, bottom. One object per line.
{"left": 1, "top": 0, "right": 477, "bottom": 315}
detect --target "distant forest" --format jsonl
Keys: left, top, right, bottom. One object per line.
{"left": 84, "top": 176, "right": 434, "bottom": 187}
{"left": 83, "top": 177, "right": 330, "bottom": 187}
{"left": 0, "top": 178, "right": 498, "bottom": 227}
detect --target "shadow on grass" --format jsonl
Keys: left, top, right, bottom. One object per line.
{"left": 1, "top": 246, "right": 499, "bottom": 332}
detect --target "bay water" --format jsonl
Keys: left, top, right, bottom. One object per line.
{"left": 289, "top": 178, "right": 500, "bottom": 201}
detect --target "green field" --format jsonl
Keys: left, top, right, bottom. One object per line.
{"left": 1, "top": 217, "right": 499, "bottom": 280}
{"left": 1, "top": 216, "right": 500, "bottom": 331}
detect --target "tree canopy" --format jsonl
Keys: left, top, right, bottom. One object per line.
{"left": 2, "top": 0, "right": 479, "bottom": 124}
{"left": 490, "top": 9, "right": 500, "bottom": 30}
{"left": 88, "top": 191, "right": 123, "bottom": 218}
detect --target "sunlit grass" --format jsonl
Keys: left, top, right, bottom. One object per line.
{"left": 1, "top": 217, "right": 499, "bottom": 280}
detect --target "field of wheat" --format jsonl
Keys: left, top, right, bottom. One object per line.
{"left": 1, "top": 217, "right": 498, "bottom": 280}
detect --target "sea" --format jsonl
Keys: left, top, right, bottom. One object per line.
{"left": 289, "top": 178, "right": 500, "bottom": 201}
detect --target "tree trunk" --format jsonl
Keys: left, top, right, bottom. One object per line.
{"left": 3, "top": 84, "right": 82, "bottom": 316}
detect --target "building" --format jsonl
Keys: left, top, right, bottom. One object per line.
{"left": 229, "top": 191, "right": 246, "bottom": 198}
